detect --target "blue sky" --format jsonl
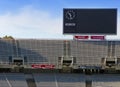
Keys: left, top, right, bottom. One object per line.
{"left": 0, "top": 0, "right": 120, "bottom": 39}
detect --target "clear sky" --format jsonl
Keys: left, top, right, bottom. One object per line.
{"left": 0, "top": 0, "right": 120, "bottom": 39}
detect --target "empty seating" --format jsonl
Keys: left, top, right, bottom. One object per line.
{"left": 0, "top": 74, "right": 9, "bottom": 87}
{"left": 5, "top": 73, "right": 28, "bottom": 87}
{"left": 92, "top": 74, "right": 120, "bottom": 87}
{"left": 34, "top": 73, "right": 85, "bottom": 87}
{"left": 1, "top": 73, "right": 120, "bottom": 87}
{"left": 0, "top": 40, "right": 14, "bottom": 64}
{"left": 0, "top": 73, "right": 28, "bottom": 87}
{"left": 0, "top": 39, "right": 120, "bottom": 66}
{"left": 70, "top": 41, "right": 108, "bottom": 65}
{"left": 34, "top": 73, "right": 57, "bottom": 87}
{"left": 56, "top": 74, "right": 85, "bottom": 87}
{"left": 18, "top": 40, "right": 64, "bottom": 65}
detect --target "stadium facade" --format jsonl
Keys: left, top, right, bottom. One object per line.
{"left": 0, "top": 39, "right": 120, "bottom": 73}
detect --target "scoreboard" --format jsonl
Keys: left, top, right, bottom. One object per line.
{"left": 63, "top": 8, "right": 117, "bottom": 35}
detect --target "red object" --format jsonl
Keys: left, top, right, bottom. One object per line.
{"left": 31, "top": 64, "right": 55, "bottom": 69}
{"left": 90, "top": 36, "right": 105, "bottom": 40}
{"left": 74, "top": 36, "right": 89, "bottom": 40}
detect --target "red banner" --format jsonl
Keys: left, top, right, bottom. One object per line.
{"left": 74, "top": 35, "right": 89, "bottom": 40}
{"left": 31, "top": 64, "right": 55, "bottom": 69}
{"left": 90, "top": 36, "right": 105, "bottom": 40}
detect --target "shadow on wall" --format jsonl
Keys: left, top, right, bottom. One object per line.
{"left": 0, "top": 39, "right": 48, "bottom": 64}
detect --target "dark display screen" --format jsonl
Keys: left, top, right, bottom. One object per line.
{"left": 63, "top": 8, "right": 117, "bottom": 35}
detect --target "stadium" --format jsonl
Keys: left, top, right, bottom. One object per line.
{"left": 1, "top": 38, "right": 120, "bottom": 87}
{"left": 1, "top": 38, "right": 120, "bottom": 73}
{"left": 0, "top": 6, "right": 119, "bottom": 87}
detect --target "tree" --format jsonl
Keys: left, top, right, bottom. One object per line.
{"left": 2, "top": 35, "right": 14, "bottom": 40}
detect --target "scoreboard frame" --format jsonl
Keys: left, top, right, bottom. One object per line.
{"left": 63, "top": 8, "right": 117, "bottom": 35}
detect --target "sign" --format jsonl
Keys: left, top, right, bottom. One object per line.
{"left": 90, "top": 36, "right": 105, "bottom": 40}
{"left": 74, "top": 35, "right": 89, "bottom": 40}
{"left": 63, "top": 8, "right": 117, "bottom": 35}
{"left": 31, "top": 64, "right": 55, "bottom": 69}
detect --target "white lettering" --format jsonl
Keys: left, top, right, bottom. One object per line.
{"left": 65, "top": 23, "right": 76, "bottom": 26}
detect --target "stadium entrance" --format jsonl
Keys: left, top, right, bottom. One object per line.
{"left": 58, "top": 41, "right": 76, "bottom": 73}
